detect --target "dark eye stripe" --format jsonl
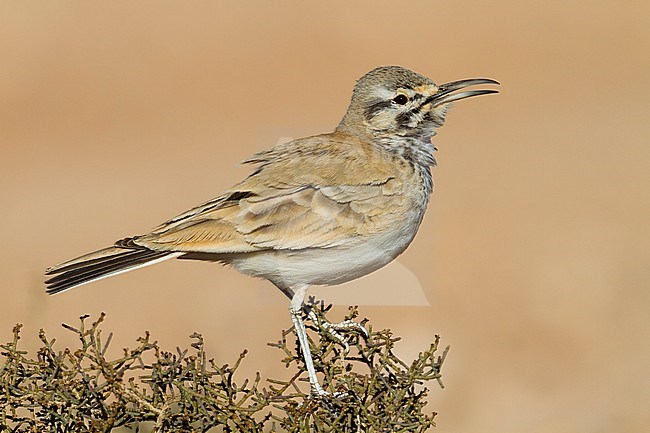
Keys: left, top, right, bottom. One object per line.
{"left": 407, "top": 95, "right": 430, "bottom": 115}
{"left": 364, "top": 100, "right": 393, "bottom": 119}
{"left": 395, "top": 94, "right": 432, "bottom": 126}
{"left": 364, "top": 93, "right": 427, "bottom": 122}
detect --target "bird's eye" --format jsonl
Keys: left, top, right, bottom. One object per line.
{"left": 392, "top": 94, "right": 408, "bottom": 105}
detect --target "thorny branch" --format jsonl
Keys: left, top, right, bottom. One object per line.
{"left": 0, "top": 307, "right": 447, "bottom": 432}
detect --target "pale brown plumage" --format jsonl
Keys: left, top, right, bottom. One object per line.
{"left": 141, "top": 132, "right": 414, "bottom": 251}
{"left": 45, "top": 130, "right": 422, "bottom": 293}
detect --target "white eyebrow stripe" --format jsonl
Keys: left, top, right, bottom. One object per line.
{"left": 372, "top": 86, "right": 395, "bottom": 99}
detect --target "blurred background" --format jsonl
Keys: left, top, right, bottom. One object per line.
{"left": 1, "top": 1, "right": 648, "bottom": 432}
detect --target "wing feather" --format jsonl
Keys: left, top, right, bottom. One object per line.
{"left": 133, "top": 133, "right": 411, "bottom": 253}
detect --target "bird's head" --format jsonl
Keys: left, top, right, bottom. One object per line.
{"left": 337, "top": 66, "right": 499, "bottom": 143}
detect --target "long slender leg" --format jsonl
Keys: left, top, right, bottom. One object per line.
{"left": 289, "top": 285, "right": 327, "bottom": 396}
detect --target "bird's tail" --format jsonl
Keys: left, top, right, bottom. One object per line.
{"left": 45, "top": 238, "right": 178, "bottom": 294}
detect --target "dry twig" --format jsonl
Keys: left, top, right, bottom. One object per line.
{"left": 0, "top": 307, "right": 447, "bottom": 432}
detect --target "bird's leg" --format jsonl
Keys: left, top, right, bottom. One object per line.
{"left": 305, "top": 302, "right": 369, "bottom": 353}
{"left": 289, "top": 285, "right": 328, "bottom": 397}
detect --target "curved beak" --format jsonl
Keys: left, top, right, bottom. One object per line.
{"left": 426, "top": 78, "right": 500, "bottom": 107}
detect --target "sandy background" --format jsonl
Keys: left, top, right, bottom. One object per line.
{"left": 1, "top": 2, "right": 648, "bottom": 432}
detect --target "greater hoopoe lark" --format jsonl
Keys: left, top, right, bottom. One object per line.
{"left": 46, "top": 66, "right": 498, "bottom": 396}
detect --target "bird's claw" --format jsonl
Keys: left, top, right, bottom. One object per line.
{"left": 309, "top": 385, "right": 349, "bottom": 400}
{"left": 307, "top": 310, "right": 368, "bottom": 352}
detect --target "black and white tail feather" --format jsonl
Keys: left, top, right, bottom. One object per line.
{"left": 44, "top": 238, "right": 180, "bottom": 294}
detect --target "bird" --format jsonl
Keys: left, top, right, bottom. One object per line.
{"left": 45, "top": 66, "right": 498, "bottom": 396}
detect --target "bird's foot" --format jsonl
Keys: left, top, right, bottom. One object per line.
{"left": 307, "top": 309, "right": 369, "bottom": 353}
{"left": 309, "top": 383, "right": 349, "bottom": 400}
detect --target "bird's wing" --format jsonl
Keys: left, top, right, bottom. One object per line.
{"left": 134, "top": 134, "right": 410, "bottom": 253}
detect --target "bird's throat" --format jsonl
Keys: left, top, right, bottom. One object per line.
{"left": 375, "top": 135, "right": 436, "bottom": 198}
